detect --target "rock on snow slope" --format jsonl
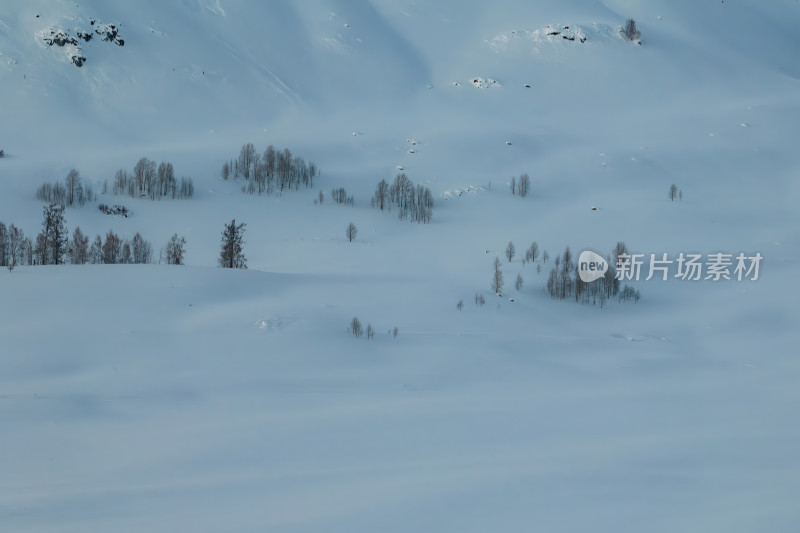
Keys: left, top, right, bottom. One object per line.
{"left": 0, "top": 1, "right": 799, "bottom": 532}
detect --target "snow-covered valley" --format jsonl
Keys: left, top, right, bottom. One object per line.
{"left": 1, "top": 1, "right": 799, "bottom": 531}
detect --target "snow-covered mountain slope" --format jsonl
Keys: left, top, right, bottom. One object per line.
{"left": 1, "top": 1, "right": 799, "bottom": 531}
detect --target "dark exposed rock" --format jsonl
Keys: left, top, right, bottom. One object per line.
{"left": 43, "top": 30, "right": 79, "bottom": 47}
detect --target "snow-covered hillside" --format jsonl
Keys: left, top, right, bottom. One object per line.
{"left": 1, "top": 1, "right": 799, "bottom": 531}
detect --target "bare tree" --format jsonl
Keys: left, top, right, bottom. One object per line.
{"left": 238, "top": 143, "right": 258, "bottom": 180}
{"left": 102, "top": 230, "right": 122, "bottom": 264}
{"left": 0, "top": 222, "right": 7, "bottom": 267}
{"left": 612, "top": 241, "right": 629, "bottom": 268}
{"left": 373, "top": 179, "right": 389, "bottom": 211}
{"left": 366, "top": 323, "right": 374, "bottom": 339}
{"left": 219, "top": 220, "right": 246, "bottom": 268}
{"left": 505, "top": 241, "right": 516, "bottom": 263}
{"left": 70, "top": 227, "right": 89, "bottom": 264}
{"left": 669, "top": 184, "right": 678, "bottom": 201}
{"left": 510, "top": 176, "right": 516, "bottom": 196}
{"left": 346, "top": 222, "right": 358, "bottom": 242}
{"left": 165, "top": 234, "right": 186, "bottom": 265}
{"left": 492, "top": 257, "right": 504, "bottom": 294}
{"left": 90, "top": 235, "right": 103, "bottom": 264}
{"left": 6, "top": 224, "right": 26, "bottom": 269}
{"left": 392, "top": 326, "right": 399, "bottom": 339}
{"left": 542, "top": 250, "right": 550, "bottom": 263}
{"left": 120, "top": 240, "right": 133, "bottom": 264}
{"left": 515, "top": 273, "right": 523, "bottom": 291}
{"left": 525, "top": 242, "right": 539, "bottom": 264}
{"left": 133, "top": 157, "right": 156, "bottom": 197}
{"left": 518, "top": 173, "right": 531, "bottom": 198}
{"left": 131, "top": 232, "right": 152, "bottom": 264}
{"left": 457, "top": 299, "right": 464, "bottom": 310}
{"left": 351, "top": 317, "right": 363, "bottom": 338}
{"left": 65, "top": 169, "right": 81, "bottom": 206}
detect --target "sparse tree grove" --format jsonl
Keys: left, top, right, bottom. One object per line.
{"left": 372, "top": 173, "right": 434, "bottom": 223}
{"left": 113, "top": 158, "right": 193, "bottom": 200}
{"left": 36, "top": 169, "right": 95, "bottom": 207}
{"left": 223, "top": 143, "right": 317, "bottom": 196}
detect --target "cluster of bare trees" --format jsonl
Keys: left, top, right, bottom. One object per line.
{"left": 351, "top": 317, "right": 397, "bottom": 339}
{"left": 509, "top": 173, "right": 531, "bottom": 198}
{"left": 372, "top": 173, "right": 434, "bottom": 223}
{"left": 109, "top": 158, "right": 193, "bottom": 200}
{"left": 350, "top": 317, "right": 374, "bottom": 339}
{"left": 545, "top": 242, "right": 638, "bottom": 306}
{"left": 82, "top": 230, "right": 155, "bottom": 265}
{"left": 669, "top": 184, "right": 683, "bottom": 202}
{"left": 36, "top": 169, "right": 96, "bottom": 207}
{"left": 222, "top": 143, "right": 318, "bottom": 196}
{"left": 331, "top": 187, "right": 354, "bottom": 206}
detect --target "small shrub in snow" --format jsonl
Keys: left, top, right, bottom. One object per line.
{"left": 622, "top": 19, "right": 641, "bottom": 44}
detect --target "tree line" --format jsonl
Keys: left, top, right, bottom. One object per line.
{"left": 222, "top": 143, "right": 318, "bottom": 196}
{"left": 3, "top": 206, "right": 250, "bottom": 271}
{"left": 0, "top": 205, "right": 179, "bottom": 269}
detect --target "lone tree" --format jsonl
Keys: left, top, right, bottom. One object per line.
{"left": 165, "top": 234, "right": 186, "bottom": 265}
{"left": 669, "top": 184, "right": 678, "bottom": 201}
{"left": 518, "top": 173, "right": 531, "bottom": 198}
{"left": 219, "top": 219, "right": 246, "bottom": 268}
{"left": 346, "top": 222, "right": 358, "bottom": 242}
{"left": 505, "top": 241, "right": 516, "bottom": 263}
{"left": 492, "top": 257, "right": 504, "bottom": 294}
